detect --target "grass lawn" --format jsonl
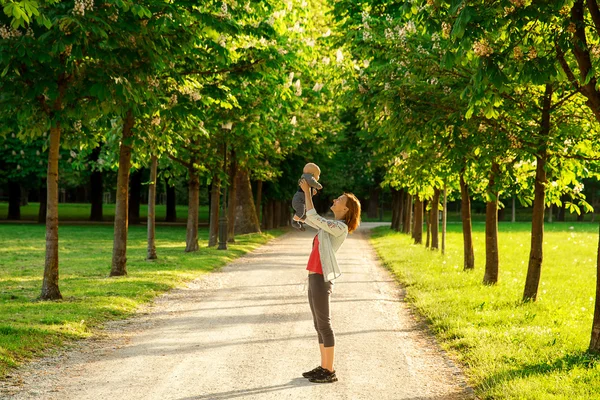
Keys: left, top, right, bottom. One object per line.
{"left": 0, "top": 202, "right": 209, "bottom": 222}
{"left": 370, "top": 222, "right": 600, "bottom": 400}
{"left": 0, "top": 224, "right": 284, "bottom": 377}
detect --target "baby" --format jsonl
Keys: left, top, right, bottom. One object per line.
{"left": 292, "top": 162, "right": 323, "bottom": 231}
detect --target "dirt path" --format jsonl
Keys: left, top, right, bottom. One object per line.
{"left": 2, "top": 223, "right": 474, "bottom": 400}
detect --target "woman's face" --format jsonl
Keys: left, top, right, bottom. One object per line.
{"left": 330, "top": 195, "right": 349, "bottom": 216}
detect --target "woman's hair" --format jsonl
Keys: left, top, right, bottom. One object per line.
{"left": 343, "top": 193, "right": 361, "bottom": 234}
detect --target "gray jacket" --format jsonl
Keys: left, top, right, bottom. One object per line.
{"left": 304, "top": 208, "right": 347, "bottom": 282}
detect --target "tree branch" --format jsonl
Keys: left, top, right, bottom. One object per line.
{"left": 551, "top": 89, "right": 580, "bottom": 110}
{"left": 587, "top": 0, "right": 600, "bottom": 36}
{"left": 167, "top": 154, "right": 191, "bottom": 169}
{"left": 555, "top": 40, "right": 581, "bottom": 92}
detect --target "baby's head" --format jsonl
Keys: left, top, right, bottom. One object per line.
{"left": 304, "top": 162, "right": 321, "bottom": 181}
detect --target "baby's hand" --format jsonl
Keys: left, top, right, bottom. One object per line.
{"left": 299, "top": 178, "right": 310, "bottom": 193}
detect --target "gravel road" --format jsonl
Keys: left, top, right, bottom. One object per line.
{"left": 2, "top": 223, "right": 474, "bottom": 400}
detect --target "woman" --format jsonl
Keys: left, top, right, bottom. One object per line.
{"left": 298, "top": 178, "right": 361, "bottom": 384}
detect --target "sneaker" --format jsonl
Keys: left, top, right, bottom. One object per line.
{"left": 302, "top": 365, "right": 324, "bottom": 379}
{"left": 291, "top": 219, "right": 305, "bottom": 231}
{"left": 309, "top": 369, "right": 338, "bottom": 383}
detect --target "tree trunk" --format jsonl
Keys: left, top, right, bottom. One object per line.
{"left": 7, "top": 181, "right": 21, "bottom": 220}
{"left": 483, "top": 162, "right": 500, "bottom": 285}
{"left": 234, "top": 168, "right": 261, "bottom": 234}
{"left": 425, "top": 200, "right": 431, "bottom": 248}
{"left": 40, "top": 122, "right": 62, "bottom": 300}
{"left": 442, "top": 185, "right": 447, "bottom": 255}
{"left": 208, "top": 174, "right": 221, "bottom": 247}
{"left": 147, "top": 156, "right": 158, "bottom": 260}
{"left": 523, "top": 152, "right": 547, "bottom": 301}
{"left": 38, "top": 182, "right": 47, "bottom": 224}
{"left": 460, "top": 174, "right": 475, "bottom": 270}
{"left": 185, "top": 167, "right": 200, "bottom": 252}
{"left": 548, "top": 204, "right": 553, "bottom": 223}
{"left": 403, "top": 194, "right": 412, "bottom": 234}
{"left": 227, "top": 150, "right": 237, "bottom": 243}
{"left": 367, "top": 187, "right": 380, "bottom": 219}
{"left": 413, "top": 196, "right": 423, "bottom": 244}
{"left": 523, "top": 83, "right": 553, "bottom": 301}
{"left": 390, "top": 189, "right": 399, "bottom": 230}
{"left": 512, "top": 196, "right": 516, "bottom": 223}
{"left": 20, "top": 187, "right": 28, "bottom": 206}
{"left": 589, "top": 222, "right": 600, "bottom": 352}
{"left": 396, "top": 190, "right": 405, "bottom": 232}
{"left": 165, "top": 184, "right": 176, "bottom": 222}
{"left": 110, "top": 110, "right": 135, "bottom": 277}
{"left": 282, "top": 201, "right": 291, "bottom": 226}
{"left": 266, "top": 200, "right": 274, "bottom": 230}
{"left": 431, "top": 188, "right": 441, "bottom": 250}
{"left": 128, "top": 169, "right": 143, "bottom": 225}
{"left": 255, "top": 180, "right": 263, "bottom": 221}
{"left": 273, "top": 201, "right": 282, "bottom": 228}
{"left": 89, "top": 145, "right": 103, "bottom": 221}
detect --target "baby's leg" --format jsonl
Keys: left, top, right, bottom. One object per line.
{"left": 291, "top": 194, "right": 306, "bottom": 231}
{"left": 292, "top": 194, "right": 306, "bottom": 220}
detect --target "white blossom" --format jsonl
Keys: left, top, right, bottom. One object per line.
{"left": 0, "top": 25, "right": 22, "bottom": 40}
{"left": 336, "top": 49, "right": 344, "bottom": 63}
{"left": 293, "top": 79, "right": 302, "bottom": 96}
{"left": 72, "top": 0, "right": 94, "bottom": 16}
{"left": 312, "top": 83, "right": 324, "bottom": 92}
{"left": 290, "top": 116, "right": 297, "bottom": 125}
{"left": 385, "top": 28, "right": 394, "bottom": 40}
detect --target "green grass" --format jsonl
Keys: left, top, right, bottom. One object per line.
{"left": 0, "top": 202, "right": 209, "bottom": 222}
{"left": 370, "top": 222, "right": 600, "bottom": 400}
{"left": 361, "top": 209, "right": 596, "bottom": 223}
{"left": 0, "top": 224, "right": 284, "bottom": 377}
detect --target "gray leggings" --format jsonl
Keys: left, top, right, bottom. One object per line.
{"left": 308, "top": 274, "right": 335, "bottom": 347}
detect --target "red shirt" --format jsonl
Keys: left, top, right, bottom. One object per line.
{"left": 306, "top": 235, "right": 323, "bottom": 274}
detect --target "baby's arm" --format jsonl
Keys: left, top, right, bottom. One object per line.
{"left": 303, "top": 173, "right": 323, "bottom": 190}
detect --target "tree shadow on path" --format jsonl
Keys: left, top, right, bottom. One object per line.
{"left": 177, "top": 379, "right": 471, "bottom": 400}
{"left": 177, "top": 378, "right": 312, "bottom": 400}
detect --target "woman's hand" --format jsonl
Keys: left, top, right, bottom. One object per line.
{"left": 299, "top": 178, "right": 311, "bottom": 194}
